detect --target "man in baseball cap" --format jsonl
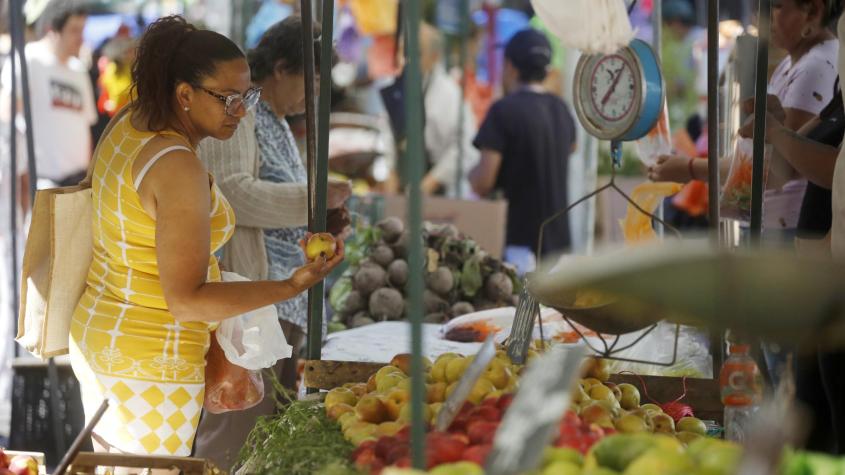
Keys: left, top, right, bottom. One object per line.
{"left": 470, "top": 28, "right": 577, "bottom": 272}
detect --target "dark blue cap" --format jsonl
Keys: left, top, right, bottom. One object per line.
{"left": 504, "top": 28, "right": 552, "bottom": 72}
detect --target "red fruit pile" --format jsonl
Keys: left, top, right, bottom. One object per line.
{"left": 554, "top": 410, "right": 609, "bottom": 454}
{"left": 351, "top": 394, "right": 515, "bottom": 474}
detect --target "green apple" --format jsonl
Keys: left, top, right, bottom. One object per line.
{"left": 543, "top": 447, "right": 584, "bottom": 466}
{"left": 651, "top": 413, "right": 676, "bottom": 434}
{"left": 617, "top": 383, "right": 641, "bottom": 410}
{"left": 614, "top": 414, "right": 649, "bottom": 433}
{"left": 676, "top": 416, "right": 707, "bottom": 436}
{"left": 542, "top": 461, "right": 580, "bottom": 475}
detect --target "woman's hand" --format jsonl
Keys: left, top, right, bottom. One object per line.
{"left": 738, "top": 94, "right": 786, "bottom": 140}
{"left": 648, "top": 155, "right": 694, "bottom": 183}
{"left": 290, "top": 238, "right": 345, "bottom": 291}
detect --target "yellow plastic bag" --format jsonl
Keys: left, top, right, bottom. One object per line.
{"left": 619, "top": 182, "right": 683, "bottom": 243}
{"left": 344, "top": 0, "right": 398, "bottom": 36}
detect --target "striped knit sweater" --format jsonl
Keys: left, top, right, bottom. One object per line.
{"left": 197, "top": 109, "right": 308, "bottom": 283}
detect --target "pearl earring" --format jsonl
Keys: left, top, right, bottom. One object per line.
{"left": 184, "top": 106, "right": 190, "bottom": 111}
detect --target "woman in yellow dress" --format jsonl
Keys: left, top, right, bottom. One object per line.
{"left": 69, "top": 15, "right": 344, "bottom": 457}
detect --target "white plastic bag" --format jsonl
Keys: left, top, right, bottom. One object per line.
{"left": 216, "top": 272, "right": 293, "bottom": 371}
{"left": 531, "top": 0, "right": 634, "bottom": 55}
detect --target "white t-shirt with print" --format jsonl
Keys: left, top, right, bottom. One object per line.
{"left": 1, "top": 40, "right": 97, "bottom": 183}
{"left": 765, "top": 39, "right": 839, "bottom": 231}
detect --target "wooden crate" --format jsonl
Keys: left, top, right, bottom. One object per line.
{"left": 66, "top": 452, "right": 222, "bottom": 475}
{"left": 303, "top": 359, "right": 382, "bottom": 390}
{"left": 304, "top": 360, "right": 724, "bottom": 423}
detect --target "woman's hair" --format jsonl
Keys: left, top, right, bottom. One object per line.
{"left": 798, "top": 0, "right": 844, "bottom": 30}
{"left": 130, "top": 16, "right": 245, "bottom": 131}
{"left": 248, "top": 16, "right": 322, "bottom": 82}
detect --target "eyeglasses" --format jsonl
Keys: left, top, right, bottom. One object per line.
{"left": 194, "top": 85, "right": 262, "bottom": 116}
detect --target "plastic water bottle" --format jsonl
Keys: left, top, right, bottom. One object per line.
{"left": 719, "top": 337, "right": 763, "bottom": 443}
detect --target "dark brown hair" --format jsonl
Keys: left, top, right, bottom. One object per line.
{"left": 130, "top": 16, "right": 245, "bottom": 131}
{"left": 248, "top": 15, "right": 322, "bottom": 82}
{"left": 796, "top": 0, "right": 844, "bottom": 30}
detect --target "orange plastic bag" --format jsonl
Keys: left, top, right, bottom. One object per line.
{"left": 204, "top": 331, "right": 264, "bottom": 414}
{"left": 672, "top": 179, "right": 709, "bottom": 217}
{"left": 620, "top": 182, "right": 683, "bottom": 243}
{"left": 367, "top": 34, "right": 402, "bottom": 79}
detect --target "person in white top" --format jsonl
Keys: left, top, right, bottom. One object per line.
{"left": 0, "top": 2, "right": 97, "bottom": 187}
{"left": 648, "top": 0, "right": 839, "bottom": 237}
{"left": 419, "top": 23, "right": 480, "bottom": 199}
{"left": 764, "top": 0, "right": 839, "bottom": 234}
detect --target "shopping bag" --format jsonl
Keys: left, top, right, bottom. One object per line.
{"left": 16, "top": 186, "right": 93, "bottom": 358}
{"left": 214, "top": 272, "right": 292, "bottom": 371}
{"left": 203, "top": 331, "right": 265, "bottom": 414}
{"left": 345, "top": 0, "right": 398, "bottom": 36}
{"left": 16, "top": 107, "right": 127, "bottom": 359}
{"left": 531, "top": 0, "right": 633, "bottom": 54}
{"left": 720, "top": 138, "right": 772, "bottom": 222}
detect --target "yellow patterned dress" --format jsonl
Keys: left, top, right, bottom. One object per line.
{"left": 69, "top": 111, "right": 235, "bottom": 456}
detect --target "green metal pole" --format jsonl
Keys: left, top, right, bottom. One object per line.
{"left": 404, "top": 0, "right": 428, "bottom": 468}
{"left": 750, "top": 0, "right": 770, "bottom": 243}
{"left": 301, "top": 0, "right": 332, "bottom": 378}
{"left": 455, "top": 0, "right": 469, "bottom": 198}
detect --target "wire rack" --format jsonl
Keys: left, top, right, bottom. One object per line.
{"left": 527, "top": 142, "right": 682, "bottom": 366}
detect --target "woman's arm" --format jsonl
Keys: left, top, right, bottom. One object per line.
{"left": 767, "top": 124, "right": 839, "bottom": 189}
{"left": 144, "top": 147, "right": 343, "bottom": 323}
{"left": 739, "top": 95, "right": 839, "bottom": 189}
{"left": 199, "top": 119, "right": 309, "bottom": 228}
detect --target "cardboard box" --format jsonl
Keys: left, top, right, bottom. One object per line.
{"left": 381, "top": 194, "right": 508, "bottom": 258}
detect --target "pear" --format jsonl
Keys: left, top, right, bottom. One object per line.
{"left": 617, "top": 383, "right": 641, "bottom": 410}
{"left": 677, "top": 416, "right": 707, "bottom": 436}
{"left": 651, "top": 413, "right": 676, "bottom": 434}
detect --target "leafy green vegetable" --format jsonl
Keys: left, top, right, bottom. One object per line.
{"left": 329, "top": 276, "right": 353, "bottom": 313}
{"left": 237, "top": 377, "right": 360, "bottom": 475}
{"left": 345, "top": 221, "right": 383, "bottom": 267}
{"left": 460, "top": 256, "right": 483, "bottom": 298}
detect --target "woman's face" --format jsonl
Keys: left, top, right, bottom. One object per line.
{"left": 267, "top": 63, "right": 320, "bottom": 117}
{"left": 772, "top": 0, "right": 818, "bottom": 52}
{"left": 184, "top": 58, "right": 252, "bottom": 140}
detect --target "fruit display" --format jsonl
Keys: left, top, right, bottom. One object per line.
{"left": 0, "top": 450, "right": 38, "bottom": 475}
{"left": 329, "top": 218, "right": 520, "bottom": 330}
{"left": 321, "top": 350, "right": 723, "bottom": 474}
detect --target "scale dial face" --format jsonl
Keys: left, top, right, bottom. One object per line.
{"left": 590, "top": 55, "right": 636, "bottom": 122}
{"left": 574, "top": 46, "right": 646, "bottom": 140}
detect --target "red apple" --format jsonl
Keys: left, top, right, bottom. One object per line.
{"left": 426, "top": 432, "right": 468, "bottom": 467}
{"left": 462, "top": 444, "right": 493, "bottom": 465}
{"left": 353, "top": 446, "right": 378, "bottom": 469}
{"left": 496, "top": 394, "right": 515, "bottom": 411}
{"left": 385, "top": 443, "right": 411, "bottom": 465}
{"left": 467, "top": 420, "right": 499, "bottom": 445}
{"left": 469, "top": 405, "right": 501, "bottom": 422}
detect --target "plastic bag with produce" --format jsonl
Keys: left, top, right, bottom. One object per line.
{"left": 720, "top": 138, "right": 771, "bottom": 222}
{"left": 204, "top": 332, "right": 264, "bottom": 414}
{"left": 634, "top": 103, "right": 672, "bottom": 167}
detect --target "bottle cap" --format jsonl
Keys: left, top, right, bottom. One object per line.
{"left": 728, "top": 343, "right": 751, "bottom": 354}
